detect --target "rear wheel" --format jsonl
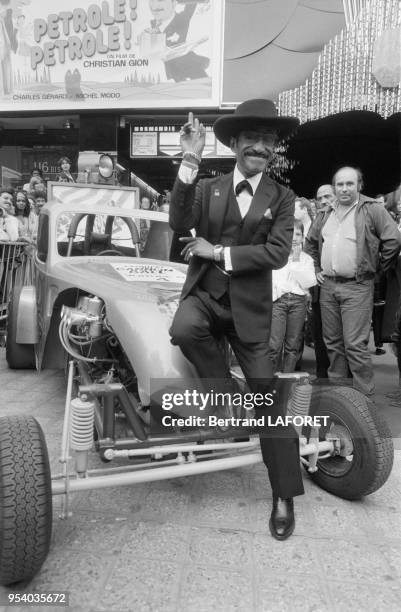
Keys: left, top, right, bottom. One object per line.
{"left": 305, "top": 386, "right": 394, "bottom": 499}
{"left": 0, "top": 415, "right": 52, "bottom": 585}
{"left": 6, "top": 287, "right": 35, "bottom": 369}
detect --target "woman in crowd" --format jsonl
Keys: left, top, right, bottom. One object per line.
{"left": 57, "top": 157, "right": 75, "bottom": 183}
{"left": 269, "top": 219, "right": 316, "bottom": 372}
{"left": 14, "top": 190, "right": 33, "bottom": 241}
{"left": 0, "top": 188, "right": 18, "bottom": 241}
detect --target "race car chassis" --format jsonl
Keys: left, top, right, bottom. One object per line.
{"left": 52, "top": 362, "right": 335, "bottom": 519}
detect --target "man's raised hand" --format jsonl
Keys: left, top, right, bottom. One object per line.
{"left": 179, "top": 111, "right": 206, "bottom": 159}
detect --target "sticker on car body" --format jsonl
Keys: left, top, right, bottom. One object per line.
{"left": 110, "top": 263, "right": 186, "bottom": 283}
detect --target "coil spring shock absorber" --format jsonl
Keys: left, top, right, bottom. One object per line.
{"left": 70, "top": 396, "right": 95, "bottom": 475}
{"left": 287, "top": 381, "right": 313, "bottom": 436}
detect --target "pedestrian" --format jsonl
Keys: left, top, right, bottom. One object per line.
{"left": 293, "top": 197, "right": 314, "bottom": 365}
{"left": 375, "top": 193, "right": 386, "bottom": 205}
{"left": 305, "top": 166, "right": 401, "bottom": 397}
{"left": 0, "top": 205, "right": 10, "bottom": 241}
{"left": 57, "top": 157, "right": 75, "bottom": 183}
{"left": 169, "top": 99, "right": 304, "bottom": 540}
{"left": 372, "top": 193, "right": 388, "bottom": 355}
{"left": 387, "top": 256, "right": 401, "bottom": 405}
{"left": 139, "top": 195, "right": 152, "bottom": 252}
{"left": 269, "top": 219, "right": 316, "bottom": 372}
{"left": 28, "top": 194, "right": 47, "bottom": 243}
{"left": 23, "top": 168, "right": 44, "bottom": 193}
{"left": 14, "top": 190, "right": 33, "bottom": 241}
{"left": 294, "top": 197, "right": 313, "bottom": 237}
{"left": 0, "top": 188, "right": 18, "bottom": 241}
{"left": 385, "top": 186, "right": 401, "bottom": 224}
{"left": 27, "top": 176, "right": 47, "bottom": 200}
{"left": 307, "top": 184, "right": 335, "bottom": 378}
{"left": 315, "top": 183, "right": 335, "bottom": 211}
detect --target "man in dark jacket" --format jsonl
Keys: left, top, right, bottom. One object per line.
{"left": 169, "top": 99, "right": 303, "bottom": 540}
{"left": 305, "top": 166, "right": 401, "bottom": 397}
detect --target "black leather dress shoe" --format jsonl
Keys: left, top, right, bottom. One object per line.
{"left": 269, "top": 497, "right": 295, "bottom": 540}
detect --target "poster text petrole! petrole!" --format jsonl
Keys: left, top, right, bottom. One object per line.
{"left": 31, "top": 0, "right": 138, "bottom": 69}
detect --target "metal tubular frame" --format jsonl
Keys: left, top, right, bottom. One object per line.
{"left": 51, "top": 439, "right": 334, "bottom": 496}
{"left": 56, "top": 363, "right": 335, "bottom": 510}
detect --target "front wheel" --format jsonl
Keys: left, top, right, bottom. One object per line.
{"left": 305, "top": 386, "right": 394, "bottom": 500}
{"left": 0, "top": 416, "right": 52, "bottom": 585}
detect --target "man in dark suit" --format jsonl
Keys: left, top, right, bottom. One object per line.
{"left": 169, "top": 99, "right": 303, "bottom": 540}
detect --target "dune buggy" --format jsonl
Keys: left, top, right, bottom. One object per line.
{"left": 0, "top": 183, "right": 394, "bottom": 585}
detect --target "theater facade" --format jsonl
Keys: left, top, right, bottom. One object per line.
{"left": 0, "top": 0, "right": 399, "bottom": 199}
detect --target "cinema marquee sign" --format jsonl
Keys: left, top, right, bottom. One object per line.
{"left": 0, "top": 0, "right": 223, "bottom": 111}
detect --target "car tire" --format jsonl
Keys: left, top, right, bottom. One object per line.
{"left": 6, "top": 287, "right": 35, "bottom": 369}
{"left": 305, "top": 386, "right": 394, "bottom": 500}
{"left": 0, "top": 415, "right": 52, "bottom": 586}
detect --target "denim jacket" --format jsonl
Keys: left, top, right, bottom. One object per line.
{"left": 304, "top": 195, "right": 401, "bottom": 280}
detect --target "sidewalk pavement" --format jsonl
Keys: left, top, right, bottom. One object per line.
{"left": 0, "top": 345, "right": 400, "bottom": 612}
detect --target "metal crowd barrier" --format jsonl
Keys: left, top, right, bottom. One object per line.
{"left": 0, "top": 242, "right": 35, "bottom": 325}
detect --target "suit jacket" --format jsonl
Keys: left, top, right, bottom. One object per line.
{"left": 304, "top": 194, "right": 401, "bottom": 278}
{"left": 170, "top": 172, "right": 295, "bottom": 342}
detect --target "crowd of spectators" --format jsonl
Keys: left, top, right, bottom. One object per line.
{"left": 0, "top": 180, "right": 47, "bottom": 243}
{"left": 268, "top": 172, "right": 401, "bottom": 402}
{"left": 1, "top": 157, "right": 76, "bottom": 243}
{"left": 2, "top": 160, "right": 401, "bottom": 400}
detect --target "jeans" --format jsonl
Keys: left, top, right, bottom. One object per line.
{"left": 320, "top": 278, "right": 374, "bottom": 396}
{"left": 311, "top": 298, "right": 330, "bottom": 377}
{"left": 269, "top": 293, "right": 307, "bottom": 373}
{"left": 372, "top": 276, "right": 387, "bottom": 347}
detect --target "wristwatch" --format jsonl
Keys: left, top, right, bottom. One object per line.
{"left": 213, "top": 244, "right": 224, "bottom": 262}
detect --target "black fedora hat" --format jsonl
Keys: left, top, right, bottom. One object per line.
{"left": 213, "top": 99, "right": 299, "bottom": 147}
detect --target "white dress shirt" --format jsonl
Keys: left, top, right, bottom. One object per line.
{"left": 321, "top": 200, "right": 358, "bottom": 277}
{"left": 232, "top": 166, "right": 263, "bottom": 216}
{"left": 178, "top": 163, "right": 263, "bottom": 270}
{"left": 272, "top": 251, "right": 316, "bottom": 302}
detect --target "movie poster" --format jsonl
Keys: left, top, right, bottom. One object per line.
{"left": 0, "top": 0, "right": 223, "bottom": 110}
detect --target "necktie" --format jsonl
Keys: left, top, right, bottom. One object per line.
{"left": 235, "top": 180, "right": 253, "bottom": 197}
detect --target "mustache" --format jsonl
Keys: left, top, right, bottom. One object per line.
{"left": 244, "top": 149, "right": 272, "bottom": 159}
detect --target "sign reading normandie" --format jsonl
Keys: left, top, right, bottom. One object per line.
{"left": 0, "top": 0, "right": 223, "bottom": 110}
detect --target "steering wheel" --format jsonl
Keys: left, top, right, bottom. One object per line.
{"left": 95, "top": 249, "right": 124, "bottom": 256}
